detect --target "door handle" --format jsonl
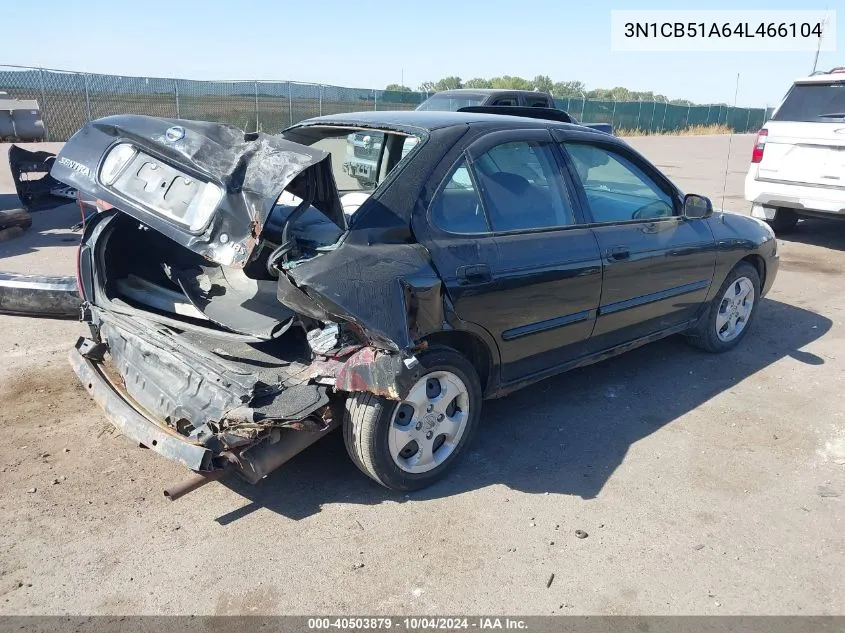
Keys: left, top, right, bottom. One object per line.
{"left": 607, "top": 246, "right": 630, "bottom": 262}
{"left": 457, "top": 264, "right": 492, "bottom": 284}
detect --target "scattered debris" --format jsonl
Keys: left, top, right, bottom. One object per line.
{"left": 0, "top": 209, "right": 32, "bottom": 241}
{"left": 549, "top": 540, "right": 555, "bottom": 546}
{"left": 26, "top": 488, "right": 36, "bottom": 494}
{"left": 817, "top": 486, "right": 840, "bottom": 498}
{"left": 529, "top": 522, "right": 536, "bottom": 527}
{"left": 575, "top": 530, "right": 588, "bottom": 539}
{"left": 39, "top": 453, "right": 49, "bottom": 459}
{"left": 51, "top": 478, "right": 60, "bottom": 485}
{"left": 546, "top": 573, "right": 555, "bottom": 588}
{"left": 352, "top": 563, "right": 365, "bottom": 570}
{"left": 694, "top": 544, "right": 705, "bottom": 551}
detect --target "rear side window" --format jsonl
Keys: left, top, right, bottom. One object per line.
{"left": 430, "top": 158, "right": 489, "bottom": 233}
{"left": 525, "top": 97, "right": 551, "bottom": 107}
{"left": 474, "top": 141, "right": 576, "bottom": 231}
{"left": 491, "top": 97, "right": 518, "bottom": 106}
{"left": 772, "top": 82, "right": 845, "bottom": 122}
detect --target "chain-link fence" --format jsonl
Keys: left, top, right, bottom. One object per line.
{"left": 1, "top": 65, "right": 772, "bottom": 142}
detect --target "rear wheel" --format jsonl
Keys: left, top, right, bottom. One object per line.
{"left": 687, "top": 262, "right": 761, "bottom": 353}
{"left": 766, "top": 208, "right": 798, "bottom": 234}
{"left": 343, "top": 347, "right": 482, "bottom": 491}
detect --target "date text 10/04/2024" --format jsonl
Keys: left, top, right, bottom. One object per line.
{"left": 307, "top": 618, "right": 528, "bottom": 630}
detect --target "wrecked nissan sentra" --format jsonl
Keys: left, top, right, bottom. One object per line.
{"left": 48, "top": 109, "right": 778, "bottom": 498}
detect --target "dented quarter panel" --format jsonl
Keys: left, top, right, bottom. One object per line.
{"left": 282, "top": 236, "right": 446, "bottom": 351}
{"left": 50, "top": 115, "right": 345, "bottom": 268}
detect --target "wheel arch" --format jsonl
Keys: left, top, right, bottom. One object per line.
{"left": 740, "top": 254, "right": 766, "bottom": 289}
{"left": 422, "top": 329, "right": 495, "bottom": 396}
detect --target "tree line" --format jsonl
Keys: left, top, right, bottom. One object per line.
{"left": 385, "top": 75, "right": 697, "bottom": 106}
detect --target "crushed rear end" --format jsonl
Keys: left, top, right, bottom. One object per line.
{"left": 52, "top": 115, "right": 429, "bottom": 497}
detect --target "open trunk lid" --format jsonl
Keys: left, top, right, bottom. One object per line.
{"left": 50, "top": 115, "right": 346, "bottom": 268}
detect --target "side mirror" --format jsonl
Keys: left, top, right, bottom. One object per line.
{"left": 683, "top": 193, "right": 713, "bottom": 220}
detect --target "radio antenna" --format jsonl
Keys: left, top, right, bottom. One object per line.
{"left": 720, "top": 73, "right": 741, "bottom": 212}
{"left": 812, "top": 9, "right": 829, "bottom": 74}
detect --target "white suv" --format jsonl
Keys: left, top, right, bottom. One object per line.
{"left": 745, "top": 67, "right": 845, "bottom": 233}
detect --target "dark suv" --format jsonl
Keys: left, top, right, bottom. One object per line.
{"left": 49, "top": 110, "right": 778, "bottom": 498}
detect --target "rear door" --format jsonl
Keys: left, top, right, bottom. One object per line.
{"left": 757, "top": 78, "right": 845, "bottom": 186}
{"left": 557, "top": 136, "right": 716, "bottom": 350}
{"left": 423, "top": 129, "right": 602, "bottom": 382}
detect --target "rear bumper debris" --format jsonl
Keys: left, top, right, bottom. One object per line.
{"left": 8, "top": 145, "right": 78, "bottom": 211}
{"left": 0, "top": 272, "right": 82, "bottom": 318}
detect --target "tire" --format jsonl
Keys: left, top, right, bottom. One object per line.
{"left": 686, "top": 261, "right": 761, "bottom": 353}
{"left": 343, "top": 347, "right": 482, "bottom": 491}
{"left": 766, "top": 208, "right": 798, "bottom": 234}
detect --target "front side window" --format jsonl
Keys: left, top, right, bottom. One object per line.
{"left": 473, "top": 141, "right": 575, "bottom": 231}
{"left": 564, "top": 143, "right": 674, "bottom": 223}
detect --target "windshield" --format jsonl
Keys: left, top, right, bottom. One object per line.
{"left": 281, "top": 126, "right": 422, "bottom": 197}
{"left": 772, "top": 81, "right": 845, "bottom": 121}
{"left": 416, "top": 94, "right": 486, "bottom": 111}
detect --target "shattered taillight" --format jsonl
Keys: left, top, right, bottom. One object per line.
{"left": 75, "top": 243, "right": 85, "bottom": 301}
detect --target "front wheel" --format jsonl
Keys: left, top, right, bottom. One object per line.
{"left": 686, "top": 262, "right": 761, "bottom": 353}
{"left": 343, "top": 347, "right": 482, "bottom": 491}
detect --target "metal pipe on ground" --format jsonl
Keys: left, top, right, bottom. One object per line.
{"left": 163, "top": 467, "right": 230, "bottom": 501}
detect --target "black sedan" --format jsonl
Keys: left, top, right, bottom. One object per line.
{"left": 47, "top": 110, "right": 778, "bottom": 496}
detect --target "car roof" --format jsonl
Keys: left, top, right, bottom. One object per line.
{"left": 297, "top": 109, "right": 606, "bottom": 136}
{"left": 431, "top": 88, "right": 551, "bottom": 96}
{"left": 794, "top": 69, "right": 845, "bottom": 84}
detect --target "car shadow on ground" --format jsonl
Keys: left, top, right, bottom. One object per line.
{"left": 214, "top": 297, "right": 831, "bottom": 524}
{"left": 0, "top": 202, "right": 81, "bottom": 261}
{"left": 778, "top": 218, "right": 845, "bottom": 251}
{"left": 0, "top": 193, "right": 23, "bottom": 211}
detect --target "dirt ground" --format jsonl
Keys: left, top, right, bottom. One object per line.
{"left": 0, "top": 135, "right": 843, "bottom": 615}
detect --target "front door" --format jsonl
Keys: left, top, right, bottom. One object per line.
{"left": 559, "top": 139, "right": 717, "bottom": 350}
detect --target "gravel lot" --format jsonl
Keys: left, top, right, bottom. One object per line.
{"left": 0, "top": 134, "right": 843, "bottom": 615}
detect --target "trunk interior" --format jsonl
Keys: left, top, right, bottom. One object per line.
{"left": 93, "top": 214, "right": 324, "bottom": 421}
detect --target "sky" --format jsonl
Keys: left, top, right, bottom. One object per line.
{"left": 1, "top": 0, "right": 841, "bottom": 107}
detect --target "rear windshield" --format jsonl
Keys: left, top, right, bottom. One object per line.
{"left": 772, "top": 81, "right": 845, "bottom": 122}
{"left": 416, "top": 94, "right": 485, "bottom": 111}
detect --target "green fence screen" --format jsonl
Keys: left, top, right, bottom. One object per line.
{"left": 1, "top": 66, "right": 772, "bottom": 142}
